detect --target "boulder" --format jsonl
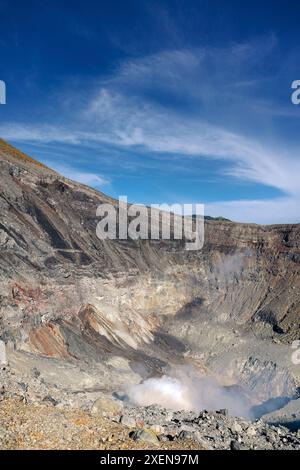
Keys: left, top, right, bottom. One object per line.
{"left": 0, "top": 340, "right": 7, "bottom": 366}
{"left": 120, "top": 415, "right": 136, "bottom": 428}
{"left": 91, "top": 395, "right": 123, "bottom": 417}
{"left": 130, "top": 429, "right": 159, "bottom": 445}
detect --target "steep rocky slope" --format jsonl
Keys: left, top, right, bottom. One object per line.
{"left": 0, "top": 138, "right": 299, "bottom": 437}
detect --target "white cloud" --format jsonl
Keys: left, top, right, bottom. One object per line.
{"left": 206, "top": 196, "right": 300, "bottom": 224}
{"left": 0, "top": 124, "right": 81, "bottom": 144}
{"left": 45, "top": 162, "right": 109, "bottom": 187}
{"left": 84, "top": 88, "right": 300, "bottom": 197}
{"left": 1, "top": 38, "right": 299, "bottom": 223}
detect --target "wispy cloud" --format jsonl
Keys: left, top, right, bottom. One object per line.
{"left": 1, "top": 37, "right": 299, "bottom": 223}
{"left": 206, "top": 196, "right": 300, "bottom": 225}
{"left": 44, "top": 161, "right": 110, "bottom": 187}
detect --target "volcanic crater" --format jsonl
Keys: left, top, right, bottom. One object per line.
{"left": 0, "top": 139, "right": 300, "bottom": 440}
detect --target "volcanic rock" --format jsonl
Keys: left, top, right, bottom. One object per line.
{"left": 0, "top": 139, "right": 300, "bottom": 448}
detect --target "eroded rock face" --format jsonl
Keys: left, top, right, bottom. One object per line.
{"left": 28, "top": 323, "right": 70, "bottom": 358}
{"left": 0, "top": 139, "right": 299, "bottom": 427}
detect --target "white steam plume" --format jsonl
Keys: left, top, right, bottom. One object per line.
{"left": 127, "top": 373, "right": 254, "bottom": 419}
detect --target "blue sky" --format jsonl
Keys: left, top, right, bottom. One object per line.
{"left": 0, "top": 0, "right": 300, "bottom": 223}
